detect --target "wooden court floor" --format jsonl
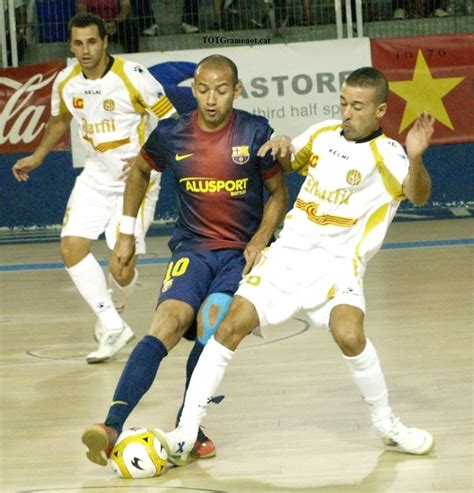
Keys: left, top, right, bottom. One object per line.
{"left": 0, "top": 219, "right": 472, "bottom": 493}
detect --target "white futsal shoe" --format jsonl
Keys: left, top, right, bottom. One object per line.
{"left": 376, "top": 415, "right": 434, "bottom": 455}
{"left": 161, "top": 427, "right": 195, "bottom": 466}
{"left": 86, "top": 323, "right": 135, "bottom": 364}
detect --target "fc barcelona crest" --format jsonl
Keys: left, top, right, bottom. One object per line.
{"left": 103, "top": 99, "right": 115, "bottom": 111}
{"left": 231, "top": 145, "right": 250, "bottom": 165}
{"left": 346, "top": 169, "right": 362, "bottom": 186}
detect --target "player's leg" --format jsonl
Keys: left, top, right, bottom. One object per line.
{"left": 93, "top": 176, "right": 159, "bottom": 341}
{"left": 176, "top": 292, "right": 233, "bottom": 459}
{"left": 175, "top": 249, "right": 243, "bottom": 458}
{"left": 165, "top": 246, "right": 301, "bottom": 464}
{"left": 329, "top": 303, "right": 434, "bottom": 455}
{"left": 82, "top": 251, "right": 214, "bottom": 466}
{"left": 90, "top": 256, "right": 138, "bottom": 343}
{"left": 60, "top": 176, "right": 135, "bottom": 361}
{"left": 82, "top": 298, "right": 195, "bottom": 466}
{"left": 167, "top": 294, "right": 260, "bottom": 465}
{"left": 61, "top": 233, "right": 134, "bottom": 363}
{"left": 106, "top": 299, "right": 195, "bottom": 431}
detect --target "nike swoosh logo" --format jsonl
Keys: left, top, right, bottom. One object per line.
{"left": 175, "top": 153, "right": 193, "bottom": 161}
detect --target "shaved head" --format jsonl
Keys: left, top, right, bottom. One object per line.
{"left": 195, "top": 55, "right": 239, "bottom": 86}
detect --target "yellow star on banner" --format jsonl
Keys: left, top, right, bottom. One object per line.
{"left": 389, "top": 50, "right": 464, "bottom": 133}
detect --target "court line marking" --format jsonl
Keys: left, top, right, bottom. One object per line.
{"left": 17, "top": 318, "right": 310, "bottom": 364}
{"left": 1, "top": 238, "right": 473, "bottom": 272}
{"left": 17, "top": 487, "right": 227, "bottom": 493}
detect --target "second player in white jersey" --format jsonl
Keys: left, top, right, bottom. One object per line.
{"left": 280, "top": 119, "right": 409, "bottom": 263}
{"left": 55, "top": 55, "right": 175, "bottom": 252}
{"left": 160, "top": 67, "right": 436, "bottom": 463}
{"left": 237, "top": 119, "right": 410, "bottom": 327}
{"left": 51, "top": 56, "right": 175, "bottom": 186}
{"left": 12, "top": 13, "right": 177, "bottom": 364}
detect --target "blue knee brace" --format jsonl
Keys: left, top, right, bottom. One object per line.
{"left": 198, "top": 292, "right": 233, "bottom": 344}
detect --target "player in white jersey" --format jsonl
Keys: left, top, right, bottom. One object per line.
{"left": 162, "top": 67, "right": 436, "bottom": 465}
{"left": 12, "top": 13, "right": 177, "bottom": 364}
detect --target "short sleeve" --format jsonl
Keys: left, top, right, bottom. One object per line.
{"left": 256, "top": 120, "right": 281, "bottom": 181}
{"left": 372, "top": 137, "right": 410, "bottom": 201}
{"left": 125, "top": 62, "right": 176, "bottom": 119}
{"left": 378, "top": 138, "right": 409, "bottom": 184}
{"left": 291, "top": 119, "right": 341, "bottom": 175}
{"left": 50, "top": 71, "right": 67, "bottom": 117}
{"left": 140, "top": 125, "right": 166, "bottom": 172}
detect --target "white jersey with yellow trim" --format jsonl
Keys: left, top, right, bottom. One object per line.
{"left": 51, "top": 56, "right": 175, "bottom": 187}
{"left": 278, "top": 119, "right": 409, "bottom": 265}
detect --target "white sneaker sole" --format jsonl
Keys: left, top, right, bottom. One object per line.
{"left": 382, "top": 434, "right": 435, "bottom": 455}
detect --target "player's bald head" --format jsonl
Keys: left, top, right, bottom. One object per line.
{"left": 194, "top": 55, "right": 239, "bottom": 86}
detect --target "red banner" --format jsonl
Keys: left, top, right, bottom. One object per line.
{"left": 0, "top": 60, "right": 69, "bottom": 153}
{"left": 371, "top": 34, "right": 474, "bottom": 145}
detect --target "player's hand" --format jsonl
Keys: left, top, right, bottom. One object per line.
{"left": 257, "top": 135, "right": 294, "bottom": 159}
{"left": 112, "top": 233, "right": 136, "bottom": 275}
{"left": 119, "top": 157, "right": 136, "bottom": 182}
{"left": 242, "top": 238, "right": 266, "bottom": 275}
{"left": 405, "top": 112, "right": 435, "bottom": 161}
{"left": 12, "top": 155, "right": 42, "bottom": 182}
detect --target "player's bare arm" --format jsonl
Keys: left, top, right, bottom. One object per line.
{"left": 12, "top": 113, "right": 72, "bottom": 182}
{"left": 257, "top": 135, "right": 294, "bottom": 172}
{"left": 242, "top": 170, "right": 289, "bottom": 275}
{"left": 402, "top": 112, "right": 434, "bottom": 205}
{"left": 123, "top": 153, "right": 153, "bottom": 216}
{"left": 119, "top": 157, "right": 136, "bottom": 182}
{"left": 113, "top": 154, "right": 155, "bottom": 271}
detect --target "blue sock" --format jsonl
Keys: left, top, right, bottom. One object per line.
{"left": 176, "top": 340, "right": 205, "bottom": 423}
{"left": 105, "top": 335, "right": 167, "bottom": 433}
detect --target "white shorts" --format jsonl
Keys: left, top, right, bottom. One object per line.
{"left": 236, "top": 243, "right": 366, "bottom": 330}
{"left": 61, "top": 171, "right": 160, "bottom": 254}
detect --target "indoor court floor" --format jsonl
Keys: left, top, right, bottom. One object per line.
{"left": 0, "top": 218, "right": 472, "bottom": 493}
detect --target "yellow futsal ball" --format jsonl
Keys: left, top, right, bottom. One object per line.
{"left": 109, "top": 428, "right": 169, "bottom": 479}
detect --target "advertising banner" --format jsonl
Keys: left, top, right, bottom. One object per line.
{"left": 0, "top": 60, "right": 68, "bottom": 153}
{"left": 371, "top": 34, "right": 474, "bottom": 145}
{"left": 129, "top": 38, "right": 371, "bottom": 135}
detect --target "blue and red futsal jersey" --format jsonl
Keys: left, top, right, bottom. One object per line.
{"left": 141, "top": 109, "right": 280, "bottom": 252}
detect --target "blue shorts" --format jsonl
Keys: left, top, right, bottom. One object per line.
{"left": 157, "top": 248, "right": 244, "bottom": 314}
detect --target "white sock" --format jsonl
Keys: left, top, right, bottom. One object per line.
{"left": 108, "top": 269, "right": 138, "bottom": 312}
{"left": 66, "top": 253, "right": 123, "bottom": 331}
{"left": 179, "top": 336, "right": 234, "bottom": 440}
{"left": 343, "top": 339, "right": 393, "bottom": 426}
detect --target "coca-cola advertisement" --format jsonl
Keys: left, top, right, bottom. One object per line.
{"left": 0, "top": 60, "right": 69, "bottom": 153}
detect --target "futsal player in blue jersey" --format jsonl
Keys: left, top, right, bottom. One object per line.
{"left": 82, "top": 54, "right": 289, "bottom": 467}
